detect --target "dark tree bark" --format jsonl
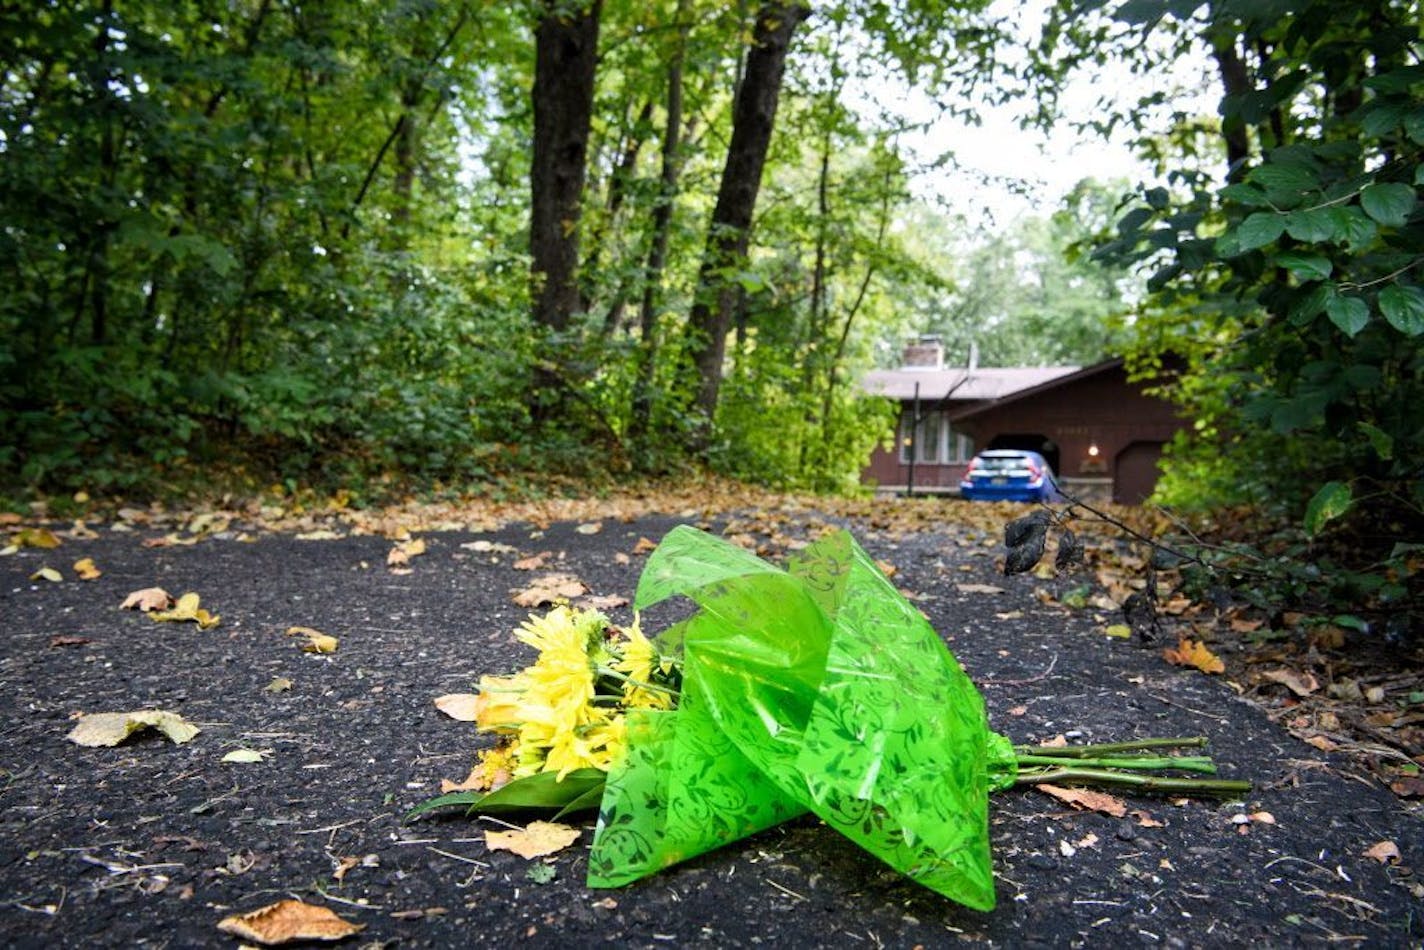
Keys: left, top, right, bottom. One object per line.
{"left": 683, "top": 2, "right": 809, "bottom": 442}
{"left": 530, "top": 1, "right": 601, "bottom": 338}
{"left": 1209, "top": 34, "right": 1251, "bottom": 182}
{"left": 629, "top": 0, "right": 691, "bottom": 446}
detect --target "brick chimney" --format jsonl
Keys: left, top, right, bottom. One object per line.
{"left": 901, "top": 335, "right": 944, "bottom": 369}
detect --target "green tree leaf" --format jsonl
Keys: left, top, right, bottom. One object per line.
{"left": 1378, "top": 285, "right": 1424, "bottom": 335}
{"left": 1324, "top": 295, "right": 1370, "bottom": 337}
{"left": 1284, "top": 208, "right": 1338, "bottom": 243}
{"left": 1360, "top": 183, "right": 1417, "bottom": 227}
{"left": 1358, "top": 421, "right": 1394, "bottom": 461}
{"left": 1276, "top": 252, "right": 1332, "bottom": 281}
{"left": 1304, "top": 481, "right": 1352, "bottom": 538}
{"left": 1236, "top": 212, "right": 1286, "bottom": 250}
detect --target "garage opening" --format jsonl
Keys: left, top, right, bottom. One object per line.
{"left": 986, "top": 434, "right": 1060, "bottom": 476}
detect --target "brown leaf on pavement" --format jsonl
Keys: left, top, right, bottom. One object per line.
{"left": 149, "top": 591, "right": 221, "bottom": 629}
{"left": 1363, "top": 840, "right": 1401, "bottom": 864}
{"left": 513, "top": 551, "right": 553, "bottom": 571}
{"left": 122, "top": 587, "right": 175, "bottom": 612}
{"left": 1035, "top": 783, "right": 1129, "bottom": 818}
{"left": 434, "top": 693, "right": 480, "bottom": 722}
{"left": 67, "top": 710, "right": 201, "bottom": 747}
{"left": 512, "top": 573, "right": 587, "bottom": 607}
{"left": 485, "top": 820, "right": 580, "bottom": 859}
{"left": 1260, "top": 667, "right": 1319, "bottom": 697}
{"left": 216, "top": 899, "right": 365, "bottom": 945}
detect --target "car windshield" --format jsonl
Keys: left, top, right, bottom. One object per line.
{"left": 975, "top": 455, "right": 1035, "bottom": 471}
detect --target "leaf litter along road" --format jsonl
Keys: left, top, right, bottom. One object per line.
{"left": 0, "top": 490, "right": 1420, "bottom": 947}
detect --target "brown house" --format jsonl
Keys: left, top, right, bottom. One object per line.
{"left": 860, "top": 338, "right": 1182, "bottom": 504}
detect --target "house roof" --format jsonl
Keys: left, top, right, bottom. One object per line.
{"left": 860, "top": 365, "right": 1080, "bottom": 402}
{"left": 946, "top": 358, "right": 1125, "bottom": 421}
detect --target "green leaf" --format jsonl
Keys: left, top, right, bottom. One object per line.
{"left": 1358, "top": 422, "right": 1394, "bottom": 461}
{"left": 1324, "top": 295, "right": 1369, "bottom": 337}
{"left": 404, "top": 768, "right": 607, "bottom": 822}
{"left": 1329, "top": 207, "right": 1379, "bottom": 249}
{"left": 1331, "top": 615, "right": 1368, "bottom": 633}
{"left": 1360, "top": 183, "right": 1416, "bottom": 227}
{"left": 1236, "top": 212, "right": 1286, "bottom": 250}
{"left": 1275, "top": 252, "right": 1332, "bottom": 281}
{"left": 405, "top": 791, "right": 481, "bottom": 821}
{"left": 1416, "top": 165, "right": 1424, "bottom": 186}
{"left": 1288, "top": 283, "right": 1332, "bottom": 326}
{"left": 526, "top": 864, "right": 557, "bottom": 884}
{"left": 1304, "top": 481, "right": 1352, "bottom": 538}
{"left": 1284, "top": 208, "right": 1337, "bottom": 243}
{"left": 1378, "top": 285, "right": 1424, "bottom": 335}
{"left": 1248, "top": 163, "right": 1318, "bottom": 194}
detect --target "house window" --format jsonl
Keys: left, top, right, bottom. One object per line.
{"left": 898, "top": 410, "right": 974, "bottom": 464}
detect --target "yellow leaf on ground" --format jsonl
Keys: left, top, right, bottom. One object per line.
{"left": 67, "top": 710, "right": 201, "bottom": 747}
{"left": 632, "top": 536, "right": 657, "bottom": 555}
{"left": 265, "top": 677, "right": 294, "bottom": 693}
{"left": 14, "top": 527, "right": 61, "bottom": 549}
{"left": 150, "top": 591, "right": 221, "bottom": 629}
{"left": 288, "top": 626, "right": 338, "bottom": 653}
{"left": 434, "top": 693, "right": 480, "bottom": 722}
{"left": 222, "top": 749, "right": 269, "bottom": 763}
{"left": 1364, "top": 840, "right": 1401, "bottom": 864}
{"left": 1103, "top": 624, "right": 1133, "bottom": 639}
{"left": 575, "top": 522, "right": 602, "bottom": 535}
{"left": 121, "top": 586, "right": 173, "bottom": 611}
{"left": 512, "top": 573, "right": 587, "bottom": 607}
{"left": 387, "top": 537, "right": 427, "bottom": 567}
{"left": 1162, "top": 638, "right": 1224, "bottom": 674}
{"left": 216, "top": 899, "right": 364, "bottom": 945}
{"left": 1035, "top": 783, "right": 1128, "bottom": 818}
{"left": 73, "top": 557, "right": 101, "bottom": 580}
{"left": 485, "top": 820, "right": 580, "bottom": 859}
{"left": 30, "top": 566, "right": 62, "bottom": 582}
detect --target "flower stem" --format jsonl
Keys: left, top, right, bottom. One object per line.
{"left": 1014, "top": 766, "right": 1251, "bottom": 796}
{"left": 1013, "top": 737, "right": 1209, "bottom": 757}
{"left": 1015, "top": 753, "right": 1218, "bottom": 774}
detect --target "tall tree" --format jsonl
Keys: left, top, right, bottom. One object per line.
{"left": 683, "top": 1, "right": 810, "bottom": 440}
{"left": 529, "top": 0, "right": 602, "bottom": 420}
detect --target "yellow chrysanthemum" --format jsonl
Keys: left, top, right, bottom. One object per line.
{"left": 614, "top": 619, "right": 672, "bottom": 710}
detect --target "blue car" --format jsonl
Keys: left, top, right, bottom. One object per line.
{"left": 959, "top": 450, "right": 1059, "bottom": 502}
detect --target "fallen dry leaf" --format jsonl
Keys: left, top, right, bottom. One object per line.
{"left": 1261, "top": 667, "right": 1319, "bottom": 697}
{"left": 512, "top": 573, "right": 587, "bottom": 608}
{"left": 288, "top": 626, "right": 338, "bottom": 654}
{"left": 332, "top": 853, "right": 379, "bottom": 882}
{"left": 1130, "top": 809, "right": 1165, "bottom": 828}
{"left": 1364, "top": 840, "right": 1401, "bottom": 864}
{"left": 485, "top": 820, "right": 580, "bottom": 859}
{"left": 513, "top": 551, "right": 553, "bottom": 571}
{"left": 67, "top": 710, "right": 201, "bottom": 747}
{"left": 1162, "top": 638, "right": 1225, "bottom": 675}
{"left": 14, "top": 527, "right": 61, "bottom": 549}
{"left": 149, "top": 591, "right": 221, "bottom": 629}
{"left": 216, "top": 899, "right": 364, "bottom": 945}
{"left": 1035, "top": 783, "right": 1128, "bottom": 818}
{"left": 461, "top": 539, "right": 516, "bottom": 554}
{"left": 387, "top": 537, "right": 427, "bottom": 567}
{"left": 1103, "top": 623, "right": 1133, "bottom": 639}
{"left": 434, "top": 693, "right": 479, "bottom": 722}
{"left": 265, "top": 677, "right": 294, "bottom": 693}
{"left": 633, "top": 536, "right": 657, "bottom": 554}
{"left": 1303, "top": 734, "right": 1338, "bottom": 752}
{"left": 580, "top": 593, "right": 629, "bottom": 610}
{"left": 955, "top": 582, "right": 1006, "bottom": 595}
{"left": 121, "top": 587, "right": 174, "bottom": 612}
{"left": 575, "top": 522, "right": 602, "bottom": 535}
{"left": 73, "top": 557, "right": 101, "bottom": 580}
{"left": 221, "top": 748, "right": 268, "bottom": 763}
{"left": 30, "top": 566, "right": 62, "bottom": 582}
{"left": 50, "top": 635, "right": 92, "bottom": 648}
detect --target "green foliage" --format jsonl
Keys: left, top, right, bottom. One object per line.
{"left": 1091, "top": 0, "right": 1424, "bottom": 625}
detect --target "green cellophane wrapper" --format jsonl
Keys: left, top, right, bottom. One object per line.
{"left": 587, "top": 526, "right": 1016, "bottom": 911}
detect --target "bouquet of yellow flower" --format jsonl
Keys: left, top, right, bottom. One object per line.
{"left": 411, "top": 526, "right": 1248, "bottom": 912}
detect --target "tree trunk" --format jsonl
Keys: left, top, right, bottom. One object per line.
{"left": 530, "top": 1, "right": 601, "bottom": 337}
{"left": 1209, "top": 33, "right": 1251, "bottom": 181}
{"left": 629, "top": 0, "right": 691, "bottom": 445}
{"left": 683, "top": 2, "right": 809, "bottom": 443}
